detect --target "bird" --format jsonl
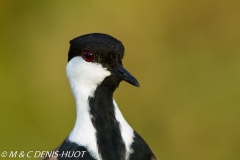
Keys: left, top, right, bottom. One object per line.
{"left": 44, "top": 33, "right": 157, "bottom": 160}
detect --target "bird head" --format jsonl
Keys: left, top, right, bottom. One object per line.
{"left": 66, "top": 33, "right": 140, "bottom": 90}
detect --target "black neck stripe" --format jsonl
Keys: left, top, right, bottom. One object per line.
{"left": 89, "top": 76, "right": 125, "bottom": 160}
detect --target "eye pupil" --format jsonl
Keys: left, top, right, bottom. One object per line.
{"left": 83, "top": 50, "right": 94, "bottom": 62}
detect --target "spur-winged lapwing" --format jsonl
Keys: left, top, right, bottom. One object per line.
{"left": 44, "top": 33, "right": 157, "bottom": 160}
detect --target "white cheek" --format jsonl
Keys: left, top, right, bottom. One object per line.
{"left": 66, "top": 56, "right": 111, "bottom": 91}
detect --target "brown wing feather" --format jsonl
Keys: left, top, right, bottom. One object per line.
{"left": 151, "top": 155, "right": 157, "bottom": 160}
{"left": 150, "top": 150, "right": 158, "bottom": 160}
{"left": 42, "top": 146, "right": 60, "bottom": 160}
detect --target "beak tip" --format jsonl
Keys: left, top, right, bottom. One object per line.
{"left": 131, "top": 80, "right": 140, "bottom": 87}
{"left": 111, "top": 64, "right": 140, "bottom": 88}
{"left": 135, "top": 82, "right": 140, "bottom": 87}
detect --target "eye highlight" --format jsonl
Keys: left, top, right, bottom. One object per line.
{"left": 82, "top": 50, "right": 94, "bottom": 62}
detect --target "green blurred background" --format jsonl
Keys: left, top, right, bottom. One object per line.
{"left": 1, "top": 0, "right": 240, "bottom": 159}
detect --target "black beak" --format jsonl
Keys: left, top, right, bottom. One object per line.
{"left": 110, "top": 64, "right": 140, "bottom": 87}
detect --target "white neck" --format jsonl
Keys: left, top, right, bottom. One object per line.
{"left": 68, "top": 76, "right": 100, "bottom": 159}
{"left": 66, "top": 57, "right": 135, "bottom": 160}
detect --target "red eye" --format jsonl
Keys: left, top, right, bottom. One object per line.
{"left": 83, "top": 50, "right": 94, "bottom": 62}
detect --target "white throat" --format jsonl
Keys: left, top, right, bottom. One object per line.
{"left": 66, "top": 57, "right": 134, "bottom": 160}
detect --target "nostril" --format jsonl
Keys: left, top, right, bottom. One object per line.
{"left": 116, "top": 69, "right": 125, "bottom": 75}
